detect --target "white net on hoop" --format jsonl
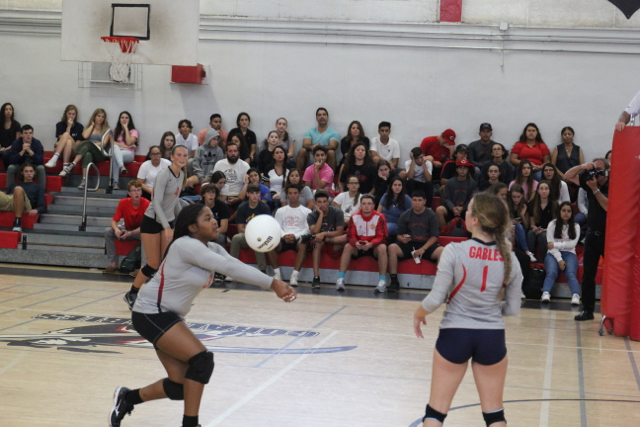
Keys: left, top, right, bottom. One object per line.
{"left": 102, "top": 37, "right": 138, "bottom": 83}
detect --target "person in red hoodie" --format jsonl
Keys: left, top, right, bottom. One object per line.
{"left": 336, "top": 194, "right": 388, "bottom": 293}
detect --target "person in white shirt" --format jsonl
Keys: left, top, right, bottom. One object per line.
{"left": 136, "top": 145, "right": 172, "bottom": 199}
{"left": 267, "top": 184, "right": 312, "bottom": 287}
{"left": 212, "top": 141, "right": 250, "bottom": 206}
{"left": 176, "top": 119, "right": 199, "bottom": 157}
{"left": 403, "top": 146, "right": 434, "bottom": 207}
{"left": 332, "top": 175, "right": 361, "bottom": 222}
{"left": 369, "top": 121, "right": 400, "bottom": 169}
{"left": 576, "top": 187, "right": 588, "bottom": 225}
{"left": 616, "top": 89, "right": 640, "bottom": 131}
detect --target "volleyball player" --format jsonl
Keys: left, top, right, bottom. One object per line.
{"left": 414, "top": 193, "right": 523, "bottom": 427}
{"left": 109, "top": 204, "right": 297, "bottom": 427}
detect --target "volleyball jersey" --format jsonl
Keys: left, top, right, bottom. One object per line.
{"left": 145, "top": 167, "right": 184, "bottom": 228}
{"left": 134, "top": 237, "right": 273, "bottom": 317}
{"left": 421, "top": 238, "right": 523, "bottom": 330}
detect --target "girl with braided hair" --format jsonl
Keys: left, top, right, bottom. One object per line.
{"left": 414, "top": 192, "right": 523, "bottom": 427}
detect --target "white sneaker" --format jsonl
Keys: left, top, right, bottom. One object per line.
{"left": 273, "top": 271, "right": 282, "bottom": 281}
{"left": 541, "top": 291, "right": 551, "bottom": 302}
{"left": 12, "top": 225, "right": 22, "bottom": 232}
{"left": 59, "top": 162, "right": 75, "bottom": 177}
{"left": 528, "top": 252, "right": 537, "bottom": 263}
{"left": 289, "top": 274, "right": 298, "bottom": 287}
{"left": 375, "top": 280, "right": 386, "bottom": 293}
{"left": 44, "top": 156, "right": 58, "bottom": 168}
{"left": 77, "top": 178, "right": 86, "bottom": 189}
{"left": 521, "top": 292, "right": 526, "bottom": 299}
{"left": 336, "top": 278, "right": 345, "bottom": 291}
{"left": 571, "top": 293, "right": 581, "bottom": 305}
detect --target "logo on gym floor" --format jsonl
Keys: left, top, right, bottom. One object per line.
{"left": 0, "top": 313, "right": 356, "bottom": 355}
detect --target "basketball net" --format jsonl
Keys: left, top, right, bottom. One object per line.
{"left": 101, "top": 37, "right": 139, "bottom": 83}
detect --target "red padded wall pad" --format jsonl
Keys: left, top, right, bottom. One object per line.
{"left": 440, "top": 0, "right": 462, "bottom": 22}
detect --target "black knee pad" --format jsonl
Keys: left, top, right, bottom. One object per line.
{"left": 423, "top": 404, "right": 447, "bottom": 424}
{"left": 162, "top": 378, "right": 184, "bottom": 400}
{"left": 141, "top": 264, "right": 158, "bottom": 277}
{"left": 483, "top": 408, "right": 506, "bottom": 426}
{"left": 185, "top": 351, "right": 214, "bottom": 384}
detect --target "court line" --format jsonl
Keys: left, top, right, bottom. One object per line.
{"left": 253, "top": 305, "right": 346, "bottom": 368}
{"left": 576, "top": 322, "right": 587, "bottom": 427}
{"left": 0, "top": 287, "right": 58, "bottom": 303}
{"left": 204, "top": 330, "right": 339, "bottom": 427}
{"left": 18, "top": 289, "right": 88, "bottom": 309}
{"left": 63, "top": 291, "right": 126, "bottom": 311}
{"left": 624, "top": 337, "right": 640, "bottom": 393}
{"left": 0, "top": 285, "right": 21, "bottom": 292}
{"left": 539, "top": 311, "right": 556, "bottom": 427}
{"left": 0, "top": 350, "right": 25, "bottom": 376}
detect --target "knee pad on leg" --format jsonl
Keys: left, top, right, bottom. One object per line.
{"left": 141, "top": 264, "right": 158, "bottom": 277}
{"left": 423, "top": 404, "right": 447, "bottom": 424}
{"left": 162, "top": 378, "right": 184, "bottom": 400}
{"left": 483, "top": 408, "right": 506, "bottom": 426}
{"left": 185, "top": 351, "right": 214, "bottom": 384}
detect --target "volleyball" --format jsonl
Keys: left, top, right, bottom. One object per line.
{"left": 245, "top": 215, "right": 282, "bottom": 253}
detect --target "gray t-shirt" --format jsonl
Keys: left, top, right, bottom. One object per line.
{"left": 145, "top": 167, "right": 184, "bottom": 228}
{"left": 281, "top": 186, "right": 313, "bottom": 207}
{"left": 396, "top": 208, "right": 439, "bottom": 244}
{"left": 307, "top": 206, "right": 345, "bottom": 232}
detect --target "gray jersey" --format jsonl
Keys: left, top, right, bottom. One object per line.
{"left": 134, "top": 237, "right": 273, "bottom": 317}
{"left": 422, "top": 238, "right": 522, "bottom": 329}
{"left": 145, "top": 166, "right": 184, "bottom": 228}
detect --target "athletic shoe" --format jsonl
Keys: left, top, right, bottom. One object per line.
{"left": 375, "top": 280, "right": 387, "bottom": 293}
{"left": 59, "top": 162, "right": 75, "bottom": 177}
{"left": 123, "top": 292, "right": 136, "bottom": 311}
{"left": 521, "top": 292, "right": 526, "bottom": 299}
{"left": 213, "top": 273, "right": 225, "bottom": 282}
{"left": 273, "top": 271, "right": 282, "bottom": 281}
{"left": 388, "top": 277, "right": 400, "bottom": 293}
{"left": 289, "top": 274, "right": 298, "bottom": 287}
{"left": 312, "top": 276, "right": 321, "bottom": 289}
{"left": 103, "top": 266, "right": 119, "bottom": 275}
{"left": 112, "top": 181, "right": 120, "bottom": 190}
{"left": 527, "top": 252, "right": 537, "bottom": 263}
{"left": 12, "top": 226, "right": 22, "bottom": 232}
{"left": 109, "top": 386, "right": 133, "bottom": 427}
{"left": 574, "top": 310, "right": 594, "bottom": 321}
{"left": 129, "top": 269, "right": 139, "bottom": 278}
{"left": 540, "top": 291, "right": 551, "bottom": 303}
{"left": 44, "top": 157, "right": 58, "bottom": 168}
{"left": 571, "top": 293, "right": 581, "bottom": 306}
{"left": 336, "top": 278, "right": 345, "bottom": 291}
{"left": 77, "top": 178, "right": 86, "bottom": 189}
{"left": 120, "top": 166, "right": 128, "bottom": 175}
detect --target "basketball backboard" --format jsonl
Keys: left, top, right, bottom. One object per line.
{"left": 61, "top": 0, "right": 199, "bottom": 66}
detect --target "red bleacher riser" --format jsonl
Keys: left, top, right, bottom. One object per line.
{"left": 43, "top": 151, "right": 143, "bottom": 180}
{"left": 115, "top": 239, "right": 140, "bottom": 256}
{"left": 431, "top": 196, "right": 441, "bottom": 209}
{"left": 0, "top": 212, "right": 39, "bottom": 229}
{"left": 44, "top": 193, "right": 54, "bottom": 208}
{"left": 0, "top": 231, "right": 20, "bottom": 248}
{"left": 0, "top": 173, "right": 63, "bottom": 192}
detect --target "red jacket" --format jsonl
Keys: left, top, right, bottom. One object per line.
{"left": 347, "top": 210, "right": 388, "bottom": 247}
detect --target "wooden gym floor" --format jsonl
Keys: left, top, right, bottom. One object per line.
{"left": 0, "top": 264, "right": 639, "bottom": 427}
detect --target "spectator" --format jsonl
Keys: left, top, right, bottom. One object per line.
{"left": 576, "top": 187, "right": 588, "bottom": 225}
{"left": 339, "top": 141, "right": 376, "bottom": 193}
{"left": 257, "top": 117, "right": 295, "bottom": 159}
{"left": 303, "top": 146, "right": 334, "bottom": 190}
{"left": 256, "top": 131, "right": 282, "bottom": 173}
{"left": 340, "top": 120, "right": 370, "bottom": 165}
{"left": 103, "top": 181, "right": 150, "bottom": 274}
{"left": 227, "top": 132, "right": 251, "bottom": 164}
{"left": 404, "top": 147, "right": 433, "bottom": 207}
{"left": 60, "top": 108, "right": 112, "bottom": 190}
{"left": 136, "top": 145, "right": 171, "bottom": 200}
{"left": 280, "top": 168, "right": 314, "bottom": 210}
{"left": 435, "top": 158, "right": 477, "bottom": 229}
{"left": 377, "top": 176, "right": 411, "bottom": 237}
{"left": 238, "top": 168, "right": 271, "bottom": 204}
{"left": 371, "top": 159, "right": 396, "bottom": 206}
{"left": 508, "top": 184, "right": 534, "bottom": 262}
{"left": 369, "top": 121, "right": 400, "bottom": 170}
{"left": 510, "top": 122, "right": 551, "bottom": 180}
{"left": 467, "top": 122, "right": 497, "bottom": 170}
{"left": 541, "top": 202, "right": 581, "bottom": 305}
{"left": 209, "top": 170, "right": 229, "bottom": 203}
{"left": 332, "top": 175, "right": 362, "bottom": 222}
{"left": 615, "top": 90, "right": 640, "bottom": 131}
{"left": 6, "top": 124, "right": 46, "bottom": 190}
{"left": 262, "top": 146, "right": 293, "bottom": 205}
{"left": 230, "top": 183, "right": 270, "bottom": 273}
{"left": 307, "top": 191, "right": 346, "bottom": 288}
{"left": 527, "top": 181, "right": 558, "bottom": 261}
{"left": 110, "top": 111, "right": 139, "bottom": 190}
{"left": 440, "top": 144, "right": 476, "bottom": 187}
{"left": 296, "top": 107, "right": 340, "bottom": 172}
{"left": 197, "top": 113, "right": 228, "bottom": 149}
{"left": 45, "top": 104, "right": 84, "bottom": 169}
{"left": 158, "top": 131, "right": 175, "bottom": 160}
{"left": 387, "top": 189, "right": 443, "bottom": 292}
{"left": 228, "top": 112, "right": 257, "bottom": 165}
{"left": 212, "top": 141, "right": 251, "bottom": 207}
{"left": 486, "top": 182, "right": 509, "bottom": 200}
{"left": 551, "top": 126, "right": 584, "bottom": 179}
{"left": 188, "top": 129, "right": 223, "bottom": 188}
{"left": 0, "top": 102, "right": 21, "bottom": 169}
{"left": 478, "top": 163, "right": 501, "bottom": 191}
{"left": 336, "top": 194, "right": 388, "bottom": 292}
{"left": 420, "top": 128, "right": 456, "bottom": 181}
{"left": 509, "top": 159, "right": 538, "bottom": 202}
{"left": 176, "top": 119, "right": 198, "bottom": 158}
{"left": 0, "top": 168, "right": 35, "bottom": 232}
{"left": 542, "top": 163, "right": 570, "bottom": 203}
{"left": 201, "top": 184, "right": 228, "bottom": 247}
{"left": 267, "top": 184, "right": 312, "bottom": 286}
{"left": 480, "top": 142, "right": 512, "bottom": 185}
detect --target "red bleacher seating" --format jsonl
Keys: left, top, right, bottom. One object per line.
{"left": 0, "top": 212, "right": 39, "bottom": 229}
{"left": 42, "top": 151, "right": 143, "bottom": 182}
{"left": 0, "top": 231, "right": 20, "bottom": 248}
{"left": 0, "top": 173, "right": 63, "bottom": 193}
{"left": 115, "top": 239, "right": 140, "bottom": 256}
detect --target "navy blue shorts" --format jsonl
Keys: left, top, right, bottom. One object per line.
{"left": 435, "top": 328, "right": 506, "bottom": 366}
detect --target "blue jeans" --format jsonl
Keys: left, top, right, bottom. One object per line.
{"left": 387, "top": 222, "right": 398, "bottom": 236}
{"left": 514, "top": 223, "right": 528, "bottom": 252}
{"left": 543, "top": 252, "right": 580, "bottom": 294}
{"left": 575, "top": 212, "right": 586, "bottom": 225}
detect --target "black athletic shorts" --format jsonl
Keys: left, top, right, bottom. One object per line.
{"left": 395, "top": 241, "right": 441, "bottom": 261}
{"left": 132, "top": 311, "right": 182, "bottom": 349}
{"left": 435, "top": 328, "right": 506, "bottom": 366}
{"left": 140, "top": 215, "right": 175, "bottom": 235}
{"left": 279, "top": 238, "right": 299, "bottom": 252}
{"left": 351, "top": 248, "right": 375, "bottom": 260}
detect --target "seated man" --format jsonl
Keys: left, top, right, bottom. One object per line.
{"left": 435, "top": 158, "right": 477, "bottom": 229}
{"left": 198, "top": 113, "right": 228, "bottom": 149}
{"left": 387, "top": 190, "right": 443, "bottom": 292}
{"left": 7, "top": 125, "right": 46, "bottom": 190}
{"left": 230, "top": 183, "right": 271, "bottom": 272}
{"left": 336, "top": 194, "right": 388, "bottom": 292}
{"left": 440, "top": 144, "right": 477, "bottom": 186}
{"left": 212, "top": 141, "right": 251, "bottom": 208}
{"left": 303, "top": 146, "right": 334, "bottom": 190}
{"left": 103, "top": 181, "right": 150, "bottom": 274}
{"left": 404, "top": 147, "right": 434, "bottom": 207}
{"left": 187, "top": 129, "right": 224, "bottom": 188}
{"left": 420, "top": 128, "right": 456, "bottom": 181}
{"left": 296, "top": 108, "right": 340, "bottom": 172}
{"left": 267, "top": 184, "right": 312, "bottom": 286}
{"left": 307, "top": 191, "right": 346, "bottom": 289}
{"left": 1, "top": 163, "right": 46, "bottom": 232}
{"left": 369, "top": 121, "right": 400, "bottom": 170}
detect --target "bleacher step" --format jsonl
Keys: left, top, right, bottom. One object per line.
{"left": 32, "top": 223, "right": 106, "bottom": 233}
{"left": 58, "top": 186, "right": 129, "bottom": 198}
{"left": 47, "top": 205, "right": 114, "bottom": 217}
{"left": 23, "top": 232, "right": 104, "bottom": 248}
{"left": 0, "top": 248, "right": 108, "bottom": 268}
{"left": 39, "top": 214, "right": 111, "bottom": 227}
{"left": 25, "top": 244, "right": 105, "bottom": 254}
{"left": 52, "top": 195, "right": 120, "bottom": 208}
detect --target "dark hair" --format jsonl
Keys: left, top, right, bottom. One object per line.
{"left": 21, "top": 124, "right": 33, "bottom": 133}
{"left": 226, "top": 140, "right": 239, "bottom": 152}
{"left": 345, "top": 175, "right": 361, "bottom": 207}
{"left": 286, "top": 183, "right": 301, "bottom": 194}
{"left": 531, "top": 180, "right": 558, "bottom": 225}
{"left": 491, "top": 142, "right": 508, "bottom": 160}
{"left": 518, "top": 122, "right": 544, "bottom": 144}
{"left": 561, "top": 126, "right": 575, "bottom": 138}
{"left": 542, "top": 163, "right": 562, "bottom": 202}
{"left": 145, "top": 145, "right": 161, "bottom": 161}
{"left": 201, "top": 183, "right": 220, "bottom": 198}
{"left": 1, "top": 102, "right": 15, "bottom": 122}
{"left": 346, "top": 120, "right": 366, "bottom": 140}
{"left": 507, "top": 183, "right": 526, "bottom": 218}
{"left": 377, "top": 159, "right": 391, "bottom": 171}
{"left": 269, "top": 145, "right": 290, "bottom": 172}
{"left": 17, "top": 163, "right": 35, "bottom": 181}
{"left": 314, "top": 190, "right": 330, "bottom": 201}
{"left": 127, "top": 180, "right": 142, "bottom": 191}
{"left": 228, "top": 132, "right": 248, "bottom": 156}
{"left": 60, "top": 104, "right": 79, "bottom": 124}
{"left": 285, "top": 168, "right": 302, "bottom": 185}
{"left": 178, "top": 119, "right": 193, "bottom": 130}
{"left": 378, "top": 121, "right": 391, "bottom": 130}
{"left": 159, "top": 131, "right": 176, "bottom": 159}
{"left": 236, "top": 112, "right": 250, "bottom": 127}
{"left": 486, "top": 182, "right": 508, "bottom": 196}
{"left": 164, "top": 204, "right": 208, "bottom": 260}
{"left": 0, "top": 103, "right": 19, "bottom": 146}
{"left": 312, "top": 145, "right": 327, "bottom": 156}
{"left": 344, "top": 141, "right": 373, "bottom": 175}
{"left": 605, "top": 149, "right": 612, "bottom": 159}
{"left": 360, "top": 194, "right": 375, "bottom": 204}
{"left": 554, "top": 201, "right": 576, "bottom": 240}
{"left": 210, "top": 170, "right": 226, "bottom": 184}
{"left": 275, "top": 117, "right": 289, "bottom": 142}
{"left": 246, "top": 183, "right": 261, "bottom": 194}
{"left": 411, "top": 189, "right": 426, "bottom": 199}
{"left": 114, "top": 111, "right": 136, "bottom": 142}
{"left": 384, "top": 177, "right": 407, "bottom": 210}
{"left": 410, "top": 147, "right": 423, "bottom": 158}
{"left": 316, "top": 107, "right": 328, "bottom": 116}
{"left": 210, "top": 113, "right": 221, "bottom": 121}
{"left": 515, "top": 159, "right": 536, "bottom": 201}
{"left": 246, "top": 167, "right": 260, "bottom": 183}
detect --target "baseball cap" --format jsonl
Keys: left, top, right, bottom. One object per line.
{"left": 454, "top": 144, "right": 468, "bottom": 154}
{"left": 441, "top": 129, "right": 456, "bottom": 144}
{"left": 479, "top": 123, "right": 492, "bottom": 131}
{"left": 456, "top": 158, "right": 471, "bottom": 167}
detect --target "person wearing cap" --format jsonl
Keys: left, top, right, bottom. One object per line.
{"left": 420, "top": 129, "right": 456, "bottom": 181}
{"left": 187, "top": 129, "right": 224, "bottom": 188}
{"left": 468, "top": 123, "right": 498, "bottom": 169}
{"left": 440, "top": 144, "right": 476, "bottom": 188}
{"left": 435, "top": 158, "right": 477, "bottom": 229}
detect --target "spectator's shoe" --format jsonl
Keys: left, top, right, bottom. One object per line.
{"left": 112, "top": 181, "right": 120, "bottom": 190}
{"left": 12, "top": 225, "right": 22, "bottom": 232}
{"left": 312, "top": 276, "right": 321, "bottom": 289}
{"left": 527, "top": 252, "right": 537, "bottom": 263}
{"left": 388, "top": 278, "right": 400, "bottom": 293}
{"left": 59, "top": 162, "right": 75, "bottom": 177}
{"left": 123, "top": 292, "right": 137, "bottom": 311}
{"left": 289, "top": 274, "right": 298, "bottom": 287}
{"left": 109, "top": 386, "right": 133, "bottom": 427}
{"left": 574, "top": 310, "right": 594, "bottom": 321}
{"left": 77, "top": 178, "right": 86, "bottom": 189}
{"left": 336, "top": 278, "right": 345, "bottom": 291}
{"left": 120, "top": 166, "right": 128, "bottom": 175}
{"left": 521, "top": 292, "right": 526, "bottom": 299}
{"left": 375, "top": 280, "right": 387, "bottom": 293}
{"left": 571, "top": 294, "right": 581, "bottom": 306}
{"left": 273, "top": 271, "right": 282, "bottom": 281}
{"left": 103, "top": 266, "right": 119, "bottom": 275}
{"left": 44, "top": 157, "right": 58, "bottom": 168}
{"left": 540, "top": 291, "right": 551, "bottom": 303}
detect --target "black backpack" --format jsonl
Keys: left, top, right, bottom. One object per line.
{"left": 522, "top": 267, "right": 545, "bottom": 299}
{"left": 119, "top": 243, "right": 141, "bottom": 273}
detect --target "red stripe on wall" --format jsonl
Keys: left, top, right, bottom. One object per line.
{"left": 440, "top": 0, "right": 462, "bottom": 23}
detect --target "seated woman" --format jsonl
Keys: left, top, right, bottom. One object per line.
{"left": 280, "top": 168, "right": 314, "bottom": 210}
{"left": 0, "top": 102, "right": 21, "bottom": 169}
{"left": 551, "top": 126, "right": 584, "bottom": 180}
{"left": 478, "top": 163, "right": 501, "bottom": 191}
{"left": 541, "top": 201, "right": 581, "bottom": 305}
{"left": 201, "top": 184, "right": 228, "bottom": 247}
{"left": 372, "top": 159, "right": 396, "bottom": 207}
{"left": 60, "top": 108, "right": 112, "bottom": 190}
{"left": 339, "top": 141, "right": 376, "bottom": 193}
{"left": 508, "top": 183, "right": 535, "bottom": 262}
{"left": 256, "top": 131, "right": 282, "bottom": 173}
{"left": 158, "top": 131, "right": 175, "bottom": 160}
{"left": 541, "top": 162, "right": 570, "bottom": 203}
{"left": 510, "top": 123, "right": 551, "bottom": 181}
{"left": 486, "top": 181, "right": 509, "bottom": 200}
{"left": 45, "top": 104, "right": 84, "bottom": 169}
{"left": 111, "top": 111, "right": 139, "bottom": 190}
{"left": 257, "top": 118, "right": 295, "bottom": 159}
{"left": 527, "top": 181, "right": 558, "bottom": 261}
{"left": 509, "top": 159, "right": 538, "bottom": 202}
{"left": 227, "top": 112, "right": 256, "bottom": 164}
{"left": 480, "top": 142, "right": 513, "bottom": 185}
{"left": 339, "top": 120, "right": 370, "bottom": 166}
{"left": 332, "top": 175, "right": 362, "bottom": 223}
{"left": 262, "top": 145, "right": 292, "bottom": 205}
{"left": 238, "top": 167, "right": 271, "bottom": 204}
{"left": 377, "top": 176, "right": 411, "bottom": 237}
{"left": 208, "top": 171, "right": 230, "bottom": 203}
{"left": 136, "top": 145, "right": 171, "bottom": 200}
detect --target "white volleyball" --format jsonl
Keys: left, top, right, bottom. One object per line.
{"left": 244, "top": 215, "right": 282, "bottom": 253}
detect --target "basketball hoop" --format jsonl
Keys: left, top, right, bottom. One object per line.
{"left": 101, "top": 36, "right": 139, "bottom": 83}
